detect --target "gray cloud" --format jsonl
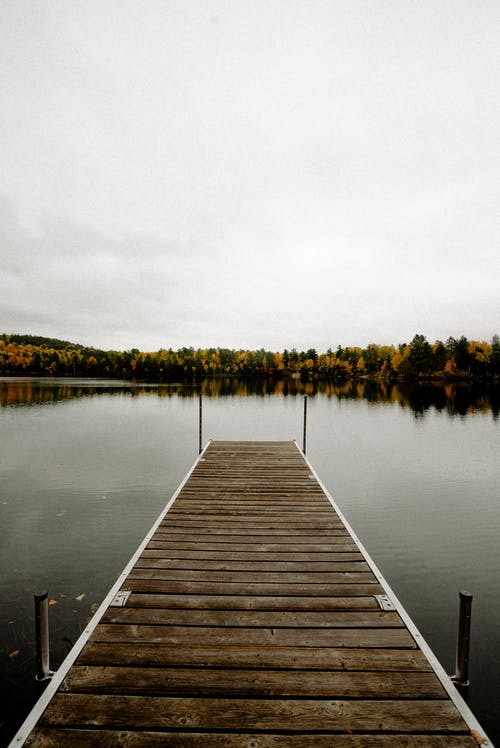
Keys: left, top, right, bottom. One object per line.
{"left": 1, "top": 1, "right": 499, "bottom": 352}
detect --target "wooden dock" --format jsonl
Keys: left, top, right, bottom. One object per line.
{"left": 13, "top": 440, "right": 491, "bottom": 746}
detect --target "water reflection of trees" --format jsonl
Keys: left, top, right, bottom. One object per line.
{"left": 397, "top": 381, "right": 500, "bottom": 418}
{"left": 0, "top": 377, "right": 498, "bottom": 418}
{"left": 0, "top": 380, "right": 177, "bottom": 407}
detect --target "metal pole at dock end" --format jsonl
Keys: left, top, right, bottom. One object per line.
{"left": 34, "top": 591, "right": 53, "bottom": 682}
{"left": 452, "top": 590, "right": 473, "bottom": 688}
{"left": 198, "top": 393, "right": 202, "bottom": 454}
{"left": 302, "top": 395, "right": 307, "bottom": 454}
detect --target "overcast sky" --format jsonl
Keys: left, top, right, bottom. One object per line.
{"left": 1, "top": 1, "right": 499, "bottom": 352}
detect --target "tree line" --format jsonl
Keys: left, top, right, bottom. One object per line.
{"left": 1, "top": 333, "right": 499, "bottom": 381}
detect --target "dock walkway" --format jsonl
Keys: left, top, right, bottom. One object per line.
{"left": 13, "top": 440, "right": 490, "bottom": 746}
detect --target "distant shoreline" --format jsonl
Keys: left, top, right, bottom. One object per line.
{"left": 1, "top": 333, "right": 499, "bottom": 382}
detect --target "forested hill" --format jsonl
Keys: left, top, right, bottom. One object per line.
{"left": 1, "top": 333, "right": 499, "bottom": 381}
{"left": 3, "top": 334, "right": 85, "bottom": 350}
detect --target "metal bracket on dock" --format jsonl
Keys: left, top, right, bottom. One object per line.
{"left": 109, "top": 590, "right": 131, "bottom": 607}
{"left": 375, "top": 594, "right": 396, "bottom": 611}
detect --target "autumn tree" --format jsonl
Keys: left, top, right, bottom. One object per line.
{"left": 408, "top": 334, "right": 434, "bottom": 376}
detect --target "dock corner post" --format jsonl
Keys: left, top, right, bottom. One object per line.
{"left": 452, "top": 589, "right": 473, "bottom": 688}
{"left": 198, "top": 392, "right": 202, "bottom": 454}
{"left": 302, "top": 394, "right": 307, "bottom": 454}
{"left": 34, "top": 591, "right": 53, "bottom": 682}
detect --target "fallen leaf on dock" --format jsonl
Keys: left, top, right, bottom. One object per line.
{"left": 471, "top": 731, "right": 488, "bottom": 745}
{"left": 49, "top": 599, "right": 58, "bottom": 606}
{"left": 75, "top": 593, "right": 85, "bottom": 602}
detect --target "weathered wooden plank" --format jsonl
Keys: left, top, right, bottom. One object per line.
{"left": 184, "top": 468, "right": 325, "bottom": 475}
{"left": 162, "top": 516, "right": 343, "bottom": 525}
{"left": 197, "top": 463, "right": 308, "bottom": 467}
{"left": 151, "top": 533, "right": 353, "bottom": 544}
{"left": 133, "top": 558, "right": 370, "bottom": 572}
{"left": 175, "top": 491, "right": 328, "bottom": 496}
{"left": 91, "top": 624, "right": 415, "bottom": 648}
{"left": 186, "top": 470, "right": 314, "bottom": 476}
{"left": 153, "top": 529, "right": 352, "bottom": 540}
{"left": 180, "top": 475, "right": 321, "bottom": 480}
{"left": 23, "top": 729, "right": 480, "bottom": 748}
{"left": 175, "top": 495, "right": 328, "bottom": 500}
{"left": 122, "top": 579, "right": 384, "bottom": 596}
{"left": 78, "top": 643, "right": 432, "bottom": 671}
{"left": 146, "top": 541, "right": 360, "bottom": 553}
{"left": 142, "top": 549, "right": 364, "bottom": 561}
{"left": 167, "top": 509, "right": 337, "bottom": 515}
{"left": 179, "top": 480, "right": 322, "bottom": 484}
{"left": 127, "top": 569, "right": 377, "bottom": 584}
{"left": 175, "top": 496, "right": 327, "bottom": 501}
{"left": 182, "top": 477, "right": 322, "bottom": 482}
{"left": 174, "top": 503, "right": 332, "bottom": 509}
{"left": 190, "top": 462, "right": 310, "bottom": 468}
{"left": 178, "top": 485, "right": 329, "bottom": 490}
{"left": 178, "top": 486, "right": 324, "bottom": 490}
{"left": 101, "top": 608, "right": 403, "bottom": 628}
{"left": 161, "top": 520, "right": 345, "bottom": 528}
{"left": 159, "top": 523, "right": 347, "bottom": 532}
{"left": 182, "top": 484, "right": 319, "bottom": 487}
{"left": 157, "top": 526, "right": 349, "bottom": 536}
{"left": 190, "top": 472, "right": 310, "bottom": 477}
{"left": 179, "top": 483, "right": 325, "bottom": 488}
{"left": 124, "top": 593, "right": 378, "bottom": 610}
{"left": 184, "top": 477, "right": 322, "bottom": 481}
{"left": 61, "top": 666, "right": 446, "bottom": 699}
{"left": 39, "top": 695, "right": 468, "bottom": 732}
{"left": 175, "top": 499, "right": 329, "bottom": 505}
{"left": 174, "top": 496, "right": 330, "bottom": 501}
{"left": 160, "top": 518, "right": 346, "bottom": 527}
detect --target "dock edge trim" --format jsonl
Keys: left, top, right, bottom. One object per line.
{"left": 295, "top": 440, "right": 493, "bottom": 748}
{"left": 8, "top": 441, "right": 213, "bottom": 748}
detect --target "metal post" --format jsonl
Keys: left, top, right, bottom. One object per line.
{"left": 198, "top": 393, "right": 202, "bottom": 454}
{"left": 34, "top": 591, "right": 52, "bottom": 681}
{"left": 302, "top": 395, "right": 307, "bottom": 454}
{"left": 453, "top": 590, "right": 473, "bottom": 687}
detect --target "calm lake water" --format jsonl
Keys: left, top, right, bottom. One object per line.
{"left": 1, "top": 376, "right": 499, "bottom": 744}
